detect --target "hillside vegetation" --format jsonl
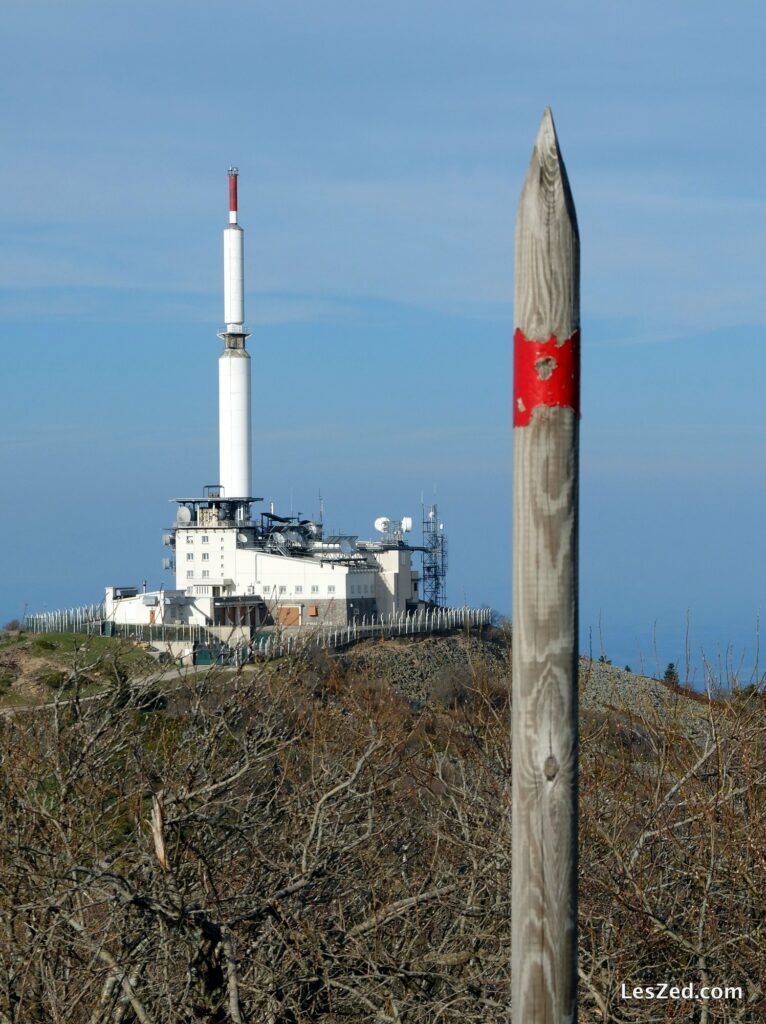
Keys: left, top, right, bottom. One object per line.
{"left": 0, "top": 629, "right": 763, "bottom": 1022}
{"left": 0, "top": 631, "right": 155, "bottom": 707}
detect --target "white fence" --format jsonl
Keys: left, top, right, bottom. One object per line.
{"left": 254, "top": 606, "right": 492, "bottom": 659}
{"left": 23, "top": 617, "right": 220, "bottom": 647}
{"left": 24, "top": 604, "right": 105, "bottom": 634}
{"left": 23, "top": 605, "right": 492, "bottom": 662}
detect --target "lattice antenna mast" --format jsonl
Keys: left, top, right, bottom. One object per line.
{"left": 421, "top": 503, "right": 447, "bottom": 606}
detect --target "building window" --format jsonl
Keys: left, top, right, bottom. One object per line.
{"left": 186, "top": 552, "right": 194, "bottom": 561}
{"left": 327, "top": 585, "right": 335, "bottom": 594}
{"left": 310, "top": 585, "right": 319, "bottom": 594}
{"left": 187, "top": 570, "right": 194, "bottom": 579}
{"left": 295, "top": 585, "right": 303, "bottom": 594}
{"left": 202, "top": 570, "right": 209, "bottom": 578}
{"left": 263, "top": 585, "right": 271, "bottom": 594}
{"left": 202, "top": 535, "right": 209, "bottom": 544}
{"left": 202, "top": 553, "right": 209, "bottom": 561}
{"left": 279, "top": 586, "right": 286, "bottom": 594}
{"left": 186, "top": 535, "right": 193, "bottom": 544}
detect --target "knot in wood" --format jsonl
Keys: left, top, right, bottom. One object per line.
{"left": 543, "top": 755, "right": 559, "bottom": 780}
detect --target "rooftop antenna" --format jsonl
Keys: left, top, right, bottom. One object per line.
{"left": 318, "top": 490, "right": 324, "bottom": 527}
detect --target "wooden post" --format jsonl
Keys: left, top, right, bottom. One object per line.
{"left": 512, "top": 108, "right": 580, "bottom": 1023}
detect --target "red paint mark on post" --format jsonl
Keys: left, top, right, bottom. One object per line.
{"left": 513, "top": 328, "right": 580, "bottom": 426}
{"left": 229, "top": 173, "right": 238, "bottom": 212}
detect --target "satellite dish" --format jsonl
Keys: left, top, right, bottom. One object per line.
{"left": 237, "top": 533, "right": 248, "bottom": 544}
{"left": 374, "top": 516, "right": 391, "bottom": 534}
{"left": 176, "top": 506, "right": 192, "bottom": 525}
{"left": 218, "top": 507, "right": 228, "bottom": 521}
{"left": 401, "top": 516, "right": 413, "bottom": 533}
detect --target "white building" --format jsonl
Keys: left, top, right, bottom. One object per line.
{"left": 154, "top": 503, "right": 419, "bottom": 629}
{"left": 107, "top": 514, "right": 419, "bottom": 631}
{"left": 105, "top": 171, "right": 425, "bottom": 633}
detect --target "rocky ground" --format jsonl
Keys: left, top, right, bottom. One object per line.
{"left": 338, "top": 629, "right": 712, "bottom": 740}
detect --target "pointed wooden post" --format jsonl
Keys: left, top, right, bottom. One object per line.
{"left": 512, "top": 108, "right": 580, "bottom": 1023}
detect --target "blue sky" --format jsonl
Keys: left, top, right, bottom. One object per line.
{"left": 3, "top": 1, "right": 766, "bottom": 683}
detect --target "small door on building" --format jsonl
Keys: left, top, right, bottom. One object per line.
{"left": 276, "top": 606, "right": 300, "bottom": 627}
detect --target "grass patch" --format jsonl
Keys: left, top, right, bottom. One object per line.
{"left": 0, "top": 690, "right": 27, "bottom": 708}
{"left": 23, "top": 633, "right": 155, "bottom": 676}
{"left": 36, "top": 669, "right": 72, "bottom": 691}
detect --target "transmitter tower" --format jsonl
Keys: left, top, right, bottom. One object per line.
{"left": 421, "top": 503, "right": 447, "bottom": 606}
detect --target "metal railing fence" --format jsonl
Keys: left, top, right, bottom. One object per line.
{"left": 23, "top": 605, "right": 105, "bottom": 634}
{"left": 253, "top": 606, "right": 492, "bottom": 659}
{"left": 23, "top": 605, "right": 492, "bottom": 661}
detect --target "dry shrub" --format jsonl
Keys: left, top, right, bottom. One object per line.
{"left": 0, "top": 648, "right": 762, "bottom": 1021}
{"left": 428, "top": 664, "right": 473, "bottom": 707}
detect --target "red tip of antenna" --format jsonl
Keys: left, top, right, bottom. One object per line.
{"left": 228, "top": 167, "right": 238, "bottom": 212}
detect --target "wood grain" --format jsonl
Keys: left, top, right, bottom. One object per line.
{"left": 512, "top": 108, "right": 580, "bottom": 1024}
